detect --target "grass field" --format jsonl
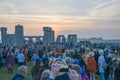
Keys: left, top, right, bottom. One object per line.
{"left": 0, "top": 62, "right": 101, "bottom": 80}
{"left": 0, "top": 62, "right": 32, "bottom": 80}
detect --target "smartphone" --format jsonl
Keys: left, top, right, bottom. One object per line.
{"left": 59, "top": 66, "right": 69, "bottom": 72}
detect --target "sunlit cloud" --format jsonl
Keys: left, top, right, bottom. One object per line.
{"left": 0, "top": 0, "right": 120, "bottom": 39}
{"left": 88, "top": 0, "right": 120, "bottom": 19}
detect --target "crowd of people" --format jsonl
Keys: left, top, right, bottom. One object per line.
{"left": 0, "top": 41, "right": 120, "bottom": 80}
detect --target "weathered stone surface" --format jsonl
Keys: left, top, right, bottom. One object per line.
{"left": 1, "top": 25, "right": 78, "bottom": 46}
{"left": 15, "top": 24, "right": 24, "bottom": 45}
{"left": 67, "top": 34, "right": 77, "bottom": 44}
{"left": 43, "top": 27, "right": 55, "bottom": 44}
{"left": 56, "top": 35, "right": 66, "bottom": 43}
{"left": 0, "top": 24, "right": 24, "bottom": 46}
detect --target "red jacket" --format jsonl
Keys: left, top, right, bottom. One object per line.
{"left": 87, "top": 57, "right": 97, "bottom": 73}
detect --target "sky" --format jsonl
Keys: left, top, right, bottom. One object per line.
{"left": 0, "top": 0, "right": 120, "bottom": 39}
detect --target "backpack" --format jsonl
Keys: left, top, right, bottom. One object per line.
{"left": 102, "top": 62, "right": 108, "bottom": 70}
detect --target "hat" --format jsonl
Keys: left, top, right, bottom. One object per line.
{"left": 107, "top": 54, "right": 112, "bottom": 58}
{"left": 73, "top": 59, "right": 79, "bottom": 65}
{"left": 35, "top": 58, "right": 41, "bottom": 62}
{"left": 89, "top": 52, "right": 94, "bottom": 57}
{"left": 42, "top": 57, "right": 49, "bottom": 64}
{"left": 99, "top": 49, "right": 104, "bottom": 55}
{"left": 61, "top": 56, "right": 66, "bottom": 60}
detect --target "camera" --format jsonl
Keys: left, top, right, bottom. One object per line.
{"left": 59, "top": 66, "right": 69, "bottom": 72}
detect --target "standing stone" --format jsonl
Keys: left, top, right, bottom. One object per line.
{"left": 50, "top": 30, "right": 55, "bottom": 43}
{"left": 15, "top": 24, "right": 24, "bottom": 45}
{"left": 1, "top": 27, "right": 16, "bottom": 46}
{"left": 56, "top": 35, "right": 66, "bottom": 47}
{"left": 36, "top": 37, "right": 40, "bottom": 41}
{"left": 56, "top": 35, "right": 66, "bottom": 43}
{"left": 62, "top": 36, "right": 66, "bottom": 43}
{"left": 43, "top": 27, "right": 55, "bottom": 44}
{"left": 1, "top": 27, "right": 7, "bottom": 45}
{"left": 67, "top": 34, "right": 77, "bottom": 44}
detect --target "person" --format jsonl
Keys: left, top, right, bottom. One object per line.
{"left": 69, "top": 64, "right": 82, "bottom": 80}
{"left": 78, "top": 55, "right": 86, "bottom": 68}
{"left": 68, "top": 68, "right": 80, "bottom": 80}
{"left": 37, "top": 57, "right": 51, "bottom": 80}
{"left": 108, "top": 54, "right": 117, "bottom": 80}
{"left": 31, "top": 50, "right": 39, "bottom": 63}
{"left": 93, "top": 49, "right": 100, "bottom": 76}
{"left": 14, "top": 48, "right": 20, "bottom": 64}
{"left": 94, "top": 49, "right": 100, "bottom": 66}
{"left": 114, "top": 59, "right": 120, "bottom": 80}
{"left": 98, "top": 49, "right": 105, "bottom": 80}
{"left": 6, "top": 50, "right": 14, "bottom": 72}
{"left": 104, "top": 54, "right": 113, "bottom": 80}
{"left": 72, "top": 59, "right": 89, "bottom": 80}
{"left": 12, "top": 65, "right": 27, "bottom": 80}
{"left": 17, "top": 50, "right": 25, "bottom": 66}
{"left": 87, "top": 52, "right": 97, "bottom": 80}
{"left": 48, "top": 59, "right": 71, "bottom": 80}
{"left": 0, "top": 50, "right": 3, "bottom": 67}
{"left": 40, "top": 69, "right": 50, "bottom": 80}
{"left": 23, "top": 47, "right": 27, "bottom": 65}
{"left": 31, "top": 57, "right": 41, "bottom": 80}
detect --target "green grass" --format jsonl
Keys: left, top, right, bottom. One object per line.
{"left": 0, "top": 62, "right": 32, "bottom": 80}
{"left": 0, "top": 62, "right": 101, "bottom": 80}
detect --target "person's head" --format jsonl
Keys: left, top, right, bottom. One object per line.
{"left": 34, "top": 49, "right": 38, "bottom": 54}
{"left": 107, "top": 54, "right": 113, "bottom": 59}
{"left": 41, "top": 69, "right": 50, "bottom": 80}
{"left": 69, "top": 64, "right": 81, "bottom": 75}
{"left": 89, "top": 52, "right": 94, "bottom": 57}
{"left": 66, "top": 57, "right": 71, "bottom": 64}
{"left": 114, "top": 49, "right": 118, "bottom": 54}
{"left": 54, "top": 58, "right": 66, "bottom": 65}
{"left": 8, "top": 49, "right": 12, "bottom": 54}
{"left": 42, "top": 57, "right": 49, "bottom": 65}
{"left": 55, "top": 53, "right": 62, "bottom": 58}
{"left": 66, "top": 53, "right": 71, "bottom": 57}
{"left": 18, "top": 65, "right": 27, "bottom": 77}
{"left": 72, "top": 59, "right": 79, "bottom": 65}
{"left": 99, "top": 49, "right": 104, "bottom": 55}
{"left": 85, "top": 49, "right": 90, "bottom": 54}
{"left": 35, "top": 57, "right": 41, "bottom": 63}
